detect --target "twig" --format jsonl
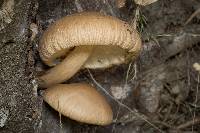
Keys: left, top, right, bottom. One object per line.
{"left": 156, "top": 33, "right": 200, "bottom": 37}
{"left": 112, "top": 63, "right": 132, "bottom": 132}
{"left": 163, "top": 102, "right": 173, "bottom": 122}
{"left": 156, "top": 34, "right": 175, "bottom": 37}
{"left": 177, "top": 117, "right": 200, "bottom": 129}
{"left": 130, "top": 6, "right": 140, "bottom": 30}
{"left": 87, "top": 69, "right": 164, "bottom": 133}
{"left": 184, "top": 8, "right": 200, "bottom": 26}
{"left": 130, "top": 63, "right": 138, "bottom": 81}
{"left": 192, "top": 73, "right": 199, "bottom": 131}
{"left": 111, "top": 104, "right": 121, "bottom": 133}
{"left": 154, "top": 121, "right": 173, "bottom": 129}
{"left": 59, "top": 112, "right": 63, "bottom": 133}
{"left": 187, "top": 102, "right": 200, "bottom": 108}
{"left": 58, "top": 99, "right": 63, "bottom": 133}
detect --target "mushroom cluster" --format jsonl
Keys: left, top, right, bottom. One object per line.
{"left": 38, "top": 12, "right": 141, "bottom": 125}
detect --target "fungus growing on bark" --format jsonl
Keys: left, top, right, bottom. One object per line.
{"left": 43, "top": 83, "right": 113, "bottom": 125}
{"left": 38, "top": 12, "right": 141, "bottom": 88}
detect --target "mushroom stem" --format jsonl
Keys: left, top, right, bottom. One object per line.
{"left": 39, "top": 46, "right": 93, "bottom": 88}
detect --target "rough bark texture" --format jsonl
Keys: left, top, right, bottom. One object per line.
{"left": 0, "top": 0, "right": 41, "bottom": 132}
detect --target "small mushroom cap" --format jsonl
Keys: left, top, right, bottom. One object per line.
{"left": 134, "top": 0, "right": 158, "bottom": 6}
{"left": 117, "top": 0, "right": 126, "bottom": 8}
{"left": 193, "top": 63, "right": 200, "bottom": 72}
{"left": 43, "top": 83, "right": 113, "bottom": 125}
{"left": 39, "top": 12, "right": 141, "bottom": 69}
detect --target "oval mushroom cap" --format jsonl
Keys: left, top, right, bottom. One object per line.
{"left": 134, "top": 0, "right": 158, "bottom": 6}
{"left": 43, "top": 83, "right": 113, "bottom": 125}
{"left": 39, "top": 12, "right": 141, "bottom": 69}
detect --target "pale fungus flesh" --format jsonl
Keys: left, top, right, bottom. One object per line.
{"left": 43, "top": 83, "right": 113, "bottom": 125}
{"left": 38, "top": 12, "right": 141, "bottom": 87}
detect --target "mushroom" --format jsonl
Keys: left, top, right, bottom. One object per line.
{"left": 38, "top": 12, "right": 141, "bottom": 88}
{"left": 134, "top": 0, "right": 159, "bottom": 6}
{"left": 193, "top": 63, "right": 200, "bottom": 72}
{"left": 117, "top": 0, "right": 126, "bottom": 8}
{"left": 43, "top": 83, "right": 113, "bottom": 125}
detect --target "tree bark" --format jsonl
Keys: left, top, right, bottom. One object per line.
{"left": 0, "top": 0, "right": 41, "bottom": 132}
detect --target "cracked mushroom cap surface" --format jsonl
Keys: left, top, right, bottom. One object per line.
{"left": 39, "top": 12, "right": 141, "bottom": 69}
{"left": 43, "top": 83, "right": 113, "bottom": 125}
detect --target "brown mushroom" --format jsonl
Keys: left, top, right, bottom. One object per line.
{"left": 134, "top": 0, "right": 158, "bottom": 6}
{"left": 117, "top": 0, "right": 126, "bottom": 8}
{"left": 43, "top": 83, "right": 113, "bottom": 125}
{"left": 193, "top": 63, "right": 200, "bottom": 72}
{"left": 38, "top": 12, "right": 141, "bottom": 88}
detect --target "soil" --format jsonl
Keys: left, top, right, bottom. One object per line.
{"left": 0, "top": 0, "right": 200, "bottom": 133}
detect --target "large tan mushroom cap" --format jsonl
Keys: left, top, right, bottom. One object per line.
{"left": 43, "top": 83, "right": 113, "bottom": 125}
{"left": 39, "top": 12, "right": 141, "bottom": 69}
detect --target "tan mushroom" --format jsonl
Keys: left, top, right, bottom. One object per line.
{"left": 193, "top": 63, "right": 200, "bottom": 72}
{"left": 117, "top": 0, "right": 126, "bottom": 8}
{"left": 38, "top": 12, "right": 141, "bottom": 88}
{"left": 134, "top": 0, "right": 159, "bottom": 6}
{"left": 43, "top": 83, "right": 113, "bottom": 125}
